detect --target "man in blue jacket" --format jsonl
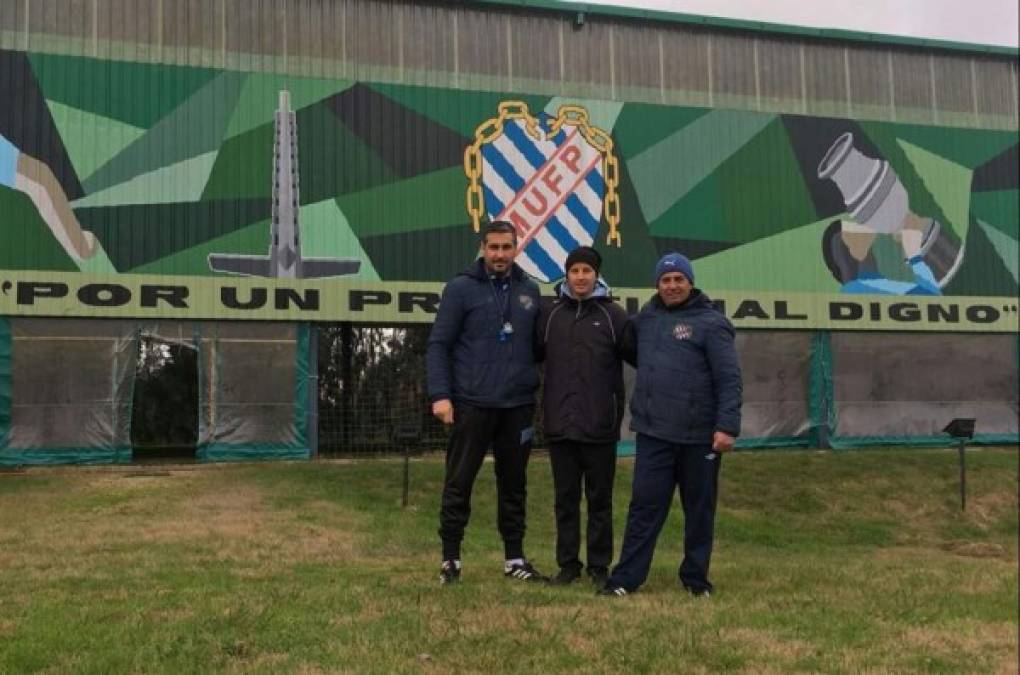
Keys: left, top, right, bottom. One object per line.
{"left": 427, "top": 221, "right": 547, "bottom": 585}
{"left": 600, "top": 252, "right": 742, "bottom": 598}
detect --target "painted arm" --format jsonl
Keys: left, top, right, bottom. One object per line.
{"left": 1, "top": 135, "right": 96, "bottom": 261}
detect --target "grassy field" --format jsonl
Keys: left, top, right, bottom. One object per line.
{"left": 0, "top": 447, "right": 1016, "bottom": 674}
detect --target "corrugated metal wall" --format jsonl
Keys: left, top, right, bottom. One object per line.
{"left": 1, "top": 0, "right": 1016, "bottom": 130}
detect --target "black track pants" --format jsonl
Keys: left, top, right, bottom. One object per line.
{"left": 548, "top": 440, "right": 617, "bottom": 573}
{"left": 438, "top": 403, "right": 534, "bottom": 561}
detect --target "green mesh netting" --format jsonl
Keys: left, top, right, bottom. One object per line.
{"left": 196, "top": 322, "right": 311, "bottom": 462}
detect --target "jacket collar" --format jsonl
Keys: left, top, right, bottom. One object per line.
{"left": 555, "top": 277, "right": 611, "bottom": 302}
{"left": 648, "top": 288, "right": 713, "bottom": 312}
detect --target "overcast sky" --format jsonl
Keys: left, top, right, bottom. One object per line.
{"left": 563, "top": 0, "right": 1019, "bottom": 48}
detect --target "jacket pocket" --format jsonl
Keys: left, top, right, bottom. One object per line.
{"left": 508, "top": 363, "right": 539, "bottom": 398}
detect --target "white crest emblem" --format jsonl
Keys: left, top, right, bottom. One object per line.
{"left": 673, "top": 323, "right": 693, "bottom": 340}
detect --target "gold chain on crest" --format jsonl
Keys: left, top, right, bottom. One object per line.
{"left": 464, "top": 102, "right": 621, "bottom": 247}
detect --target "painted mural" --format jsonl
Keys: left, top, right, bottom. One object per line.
{"left": 0, "top": 49, "right": 1017, "bottom": 329}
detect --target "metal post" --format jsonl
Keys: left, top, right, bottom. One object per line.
{"left": 957, "top": 438, "right": 967, "bottom": 511}
{"left": 307, "top": 323, "right": 319, "bottom": 459}
{"left": 340, "top": 322, "right": 353, "bottom": 449}
{"left": 402, "top": 444, "right": 410, "bottom": 508}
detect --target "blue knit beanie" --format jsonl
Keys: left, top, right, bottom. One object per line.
{"left": 654, "top": 252, "right": 694, "bottom": 285}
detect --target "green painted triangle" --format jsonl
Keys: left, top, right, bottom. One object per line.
{"left": 716, "top": 119, "right": 818, "bottom": 243}
{"left": 0, "top": 188, "right": 77, "bottom": 271}
{"left": 977, "top": 219, "right": 1019, "bottom": 283}
{"left": 300, "top": 199, "right": 379, "bottom": 280}
{"left": 83, "top": 72, "right": 245, "bottom": 195}
{"left": 73, "top": 151, "right": 218, "bottom": 208}
{"left": 30, "top": 53, "right": 220, "bottom": 128}
{"left": 645, "top": 115, "right": 821, "bottom": 246}
{"left": 298, "top": 104, "right": 398, "bottom": 201}
{"left": 970, "top": 190, "right": 1019, "bottom": 240}
{"left": 544, "top": 97, "right": 624, "bottom": 133}
{"left": 628, "top": 109, "right": 775, "bottom": 224}
{"left": 201, "top": 123, "right": 275, "bottom": 200}
{"left": 46, "top": 101, "right": 146, "bottom": 183}
{"left": 131, "top": 219, "right": 269, "bottom": 275}
{"left": 692, "top": 216, "right": 838, "bottom": 293}
{"left": 897, "top": 139, "right": 973, "bottom": 241}
{"left": 367, "top": 83, "right": 550, "bottom": 137}
{"left": 336, "top": 166, "right": 467, "bottom": 238}
{"left": 876, "top": 123, "right": 1017, "bottom": 169}
{"left": 942, "top": 218, "right": 1018, "bottom": 296}
{"left": 612, "top": 103, "right": 709, "bottom": 158}
{"left": 649, "top": 174, "right": 729, "bottom": 240}
{"left": 224, "top": 74, "right": 354, "bottom": 139}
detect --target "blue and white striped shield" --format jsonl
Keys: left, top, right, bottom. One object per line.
{"left": 480, "top": 114, "right": 605, "bottom": 282}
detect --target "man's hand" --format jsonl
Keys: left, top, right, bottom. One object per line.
{"left": 712, "top": 431, "right": 735, "bottom": 453}
{"left": 432, "top": 399, "right": 454, "bottom": 426}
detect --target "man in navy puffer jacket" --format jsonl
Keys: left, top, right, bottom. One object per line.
{"left": 600, "top": 252, "right": 742, "bottom": 598}
{"left": 427, "top": 221, "right": 546, "bottom": 585}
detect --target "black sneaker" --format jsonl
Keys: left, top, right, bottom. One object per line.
{"left": 504, "top": 560, "right": 549, "bottom": 582}
{"left": 439, "top": 560, "right": 461, "bottom": 585}
{"left": 597, "top": 585, "right": 629, "bottom": 597}
{"left": 587, "top": 567, "right": 608, "bottom": 587}
{"left": 548, "top": 568, "right": 581, "bottom": 586}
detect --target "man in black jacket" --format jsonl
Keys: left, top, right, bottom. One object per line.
{"left": 600, "top": 252, "right": 742, "bottom": 598}
{"left": 426, "top": 221, "right": 547, "bottom": 585}
{"left": 536, "top": 246, "right": 631, "bottom": 587}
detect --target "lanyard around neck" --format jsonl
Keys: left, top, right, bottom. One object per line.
{"left": 489, "top": 277, "right": 511, "bottom": 325}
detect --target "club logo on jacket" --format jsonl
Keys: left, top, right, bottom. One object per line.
{"left": 519, "top": 294, "right": 535, "bottom": 311}
{"left": 673, "top": 322, "right": 693, "bottom": 340}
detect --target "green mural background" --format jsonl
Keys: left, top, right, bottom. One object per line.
{"left": 0, "top": 49, "right": 1017, "bottom": 316}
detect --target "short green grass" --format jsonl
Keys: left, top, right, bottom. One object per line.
{"left": 0, "top": 447, "right": 1016, "bottom": 674}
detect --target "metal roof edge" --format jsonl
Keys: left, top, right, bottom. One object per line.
{"left": 469, "top": 0, "right": 1020, "bottom": 57}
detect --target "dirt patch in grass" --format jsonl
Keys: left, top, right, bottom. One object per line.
{"left": 725, "top": 627, "right": 814, "bottom": 663}
{"left": 899, "top": 622, "right": 1018, "bottom": 673}
{"left": 98, "top": 476, "right": 362, "bottom": 567}
{"left": 0, "top": 472, "right": 362, "bottom": 582}
{"left": 942, "top": 541, "right": 1010, "bottom": 559}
